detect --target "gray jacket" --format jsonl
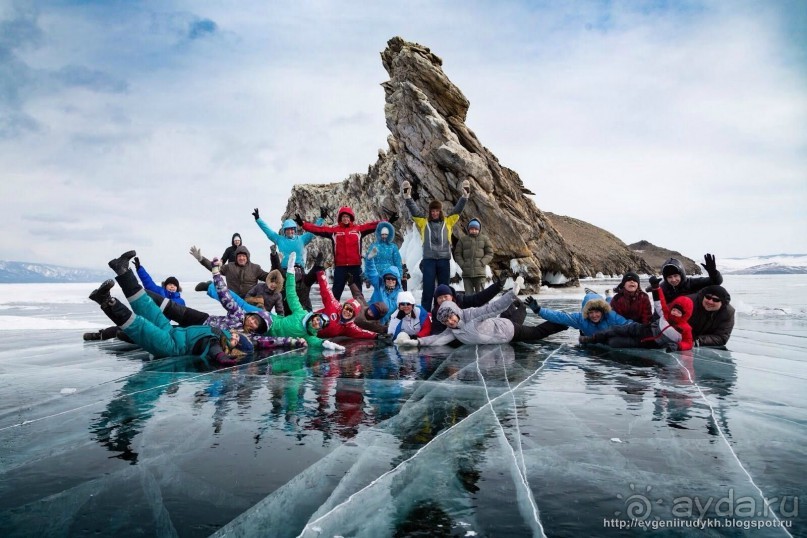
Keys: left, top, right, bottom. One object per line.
{"left": 404, "top": 196, "right": 467, "bottom": 260}
{"left": 418, "top": 290, "right": 517, "bottom": 346}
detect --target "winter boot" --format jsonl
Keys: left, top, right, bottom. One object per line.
{"left": 89, "top": 279, "right": 115, "bottom": 305}
{"left": 114, "top": 268, "right": 142, "bottom": 297}
{"left": 195, "top": 281, "right": 212, "bottom": 292}
{"left": 108, "top": 250, "right": 137, "bottom": 276}
{"left": 100, "top": 297, "right": 134, "bottom": 327}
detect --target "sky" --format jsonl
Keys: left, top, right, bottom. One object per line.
{"left": 1, "top": 0, "right": 805, "bottom": 279}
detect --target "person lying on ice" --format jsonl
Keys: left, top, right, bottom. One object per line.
{"left": 523, "top": 289, "right": 632, "bottom": 337}
{"left": 313, "top": 269, "right": 387, "bottom": 340}
{"left": 260, "top": 252, "right": 346, "bottom": 351}
{"left": 395, "top": 277, "right": 566, "bottom": 347}
{"left": 580, "top": 276, "right": 694, "bottom": 351}
{"left": 88, "top": 251, "right": 256, "bottom": 365}
{"left": 86, "top": 255, "right": 304, "bottom": 351}
{"left": 387, "top": 291, "right": 432, "bottom": 340}
{"left": 345, "top": 272, "right": 389, "bottom": 334}
{"left": 132, "top": 255, "right": 185, "bottom": 306}
{"left": 428, "top": 273, "right": 510, "bottom": 336}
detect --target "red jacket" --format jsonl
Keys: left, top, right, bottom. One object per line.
{"left": 609, "top": 290, "right": 653, "bottom": 324}
{"left": 652, "top": 292, "right": 694, "bottom": 351}
{"left": 315, "top": 271, "right": 378, "bottom": 340}
{"left": 302, "top": 206, "right": 379, "bottom": 267}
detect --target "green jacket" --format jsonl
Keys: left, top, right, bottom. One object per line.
{"left": 268, "top": 269, "right": 324, "bottom": 346}
{"left": 453, "top": 225, "right": 493, "bottom": 278}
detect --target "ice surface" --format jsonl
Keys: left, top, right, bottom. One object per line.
{"left": 0, "top": 275, "right": 805, "bottom": 537}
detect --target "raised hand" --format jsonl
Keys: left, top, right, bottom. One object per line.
{"left": 211, "top": 257, "right": 222, "bottom": 274}
{"left": 648, "top": 275, "right": 661, "bottom": 289}
{"left": 294, "top": 214, "right": 304, "bottom": 227}
{"left": 387, "top": 211, "right": 399, "bottom": 225}
{"left": 524, "top": 296, "right": 540, "bottom": 314}
{"left": 252, "top": 208, "right": 260, "bottom": 220}
{"left": 701, "top": 253, "right": 717, "bottom": 275}
{"left": 462, "top": 179, "right": 471, "bottom": 196}
{"left": 132, "top": 256, "right": 141, "bottom": 270}
{"left": 401, "top": 180, "right": 411, "bottom": 197}
{"left": 320, "top": 206, "right": 329, "bottom": 219}
{"left": 190, "top": 246, "right": 202, "bottom": 261}
{"left": 512, "top": 275, "right": 524, "bottom": 296}
{"left": 367, "top": 247, "right": 378, "bottom": 259}
{"left": 286, "top": 252, "right": 297, "bottom": 269}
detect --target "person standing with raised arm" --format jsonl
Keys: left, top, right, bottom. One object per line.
{"left": 402, "top": 178, "right": 469, "bottom": 310}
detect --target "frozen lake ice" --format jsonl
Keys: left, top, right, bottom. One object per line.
{"left": 0, "top": 275, "right": 805, "bottom": 537}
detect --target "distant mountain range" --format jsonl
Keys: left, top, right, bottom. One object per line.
{"left": 0, "top": 261, "right": 111, "bottom": 283}
{"left": 717, "top": 254, "right": 807, "bottom": 275}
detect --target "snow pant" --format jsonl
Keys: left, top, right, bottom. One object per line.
{"left": 463, "top": 276, "right": 486, "bottom": 295}
{"left": 511, "top": 321, "right": 568, "bottom": 342}
{"left": 420, "top": 258, "right": 451, "bottom": 311}
{"left": 332, "top": 265, "right": 362, "bottom": 302}
{"left": 158, "top": 295, "right": 211, "bottom": 327}
{"left": 593, "top": 322, "right": 656, "bottom": 348}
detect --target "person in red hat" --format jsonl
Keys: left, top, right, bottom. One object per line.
{"left": 296, "top": 206, "right": 381, "bottom": 301}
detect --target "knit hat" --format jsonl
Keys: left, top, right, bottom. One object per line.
{"left": 428, "top": 200, "right": 443, "bottom": 211}
{"left": 618, "top": 272, "right": 640, "bottom": 288}
{"left": 434, "top": 284, "right": 453, "bottom": 299}
{"left": 467, "top": 219, "right": 481, "bottom": 230}
{"left": 162, "top": 277, "right": 181, "bottom": 292}
{"left": 397, "top": 291, "right": 416, "bottom": 305}
{"left": 367, "top": 301, "right": 389, "bottom": 319}
{"left": 700, "top": 285, "right": 731, "bottom": 303}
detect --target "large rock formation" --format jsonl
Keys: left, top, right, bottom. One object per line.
{"left": 283, "top": 37, "right": 645, "bottom": 291}
{"left": 545, "top": 213, "right": 654, "bottom": 277}
{"left": 628, "top": 240, "right": 702, "bottom": 275}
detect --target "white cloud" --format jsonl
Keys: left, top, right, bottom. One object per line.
{"left": 0, "top": 0, "right": 805, "bottom": 280}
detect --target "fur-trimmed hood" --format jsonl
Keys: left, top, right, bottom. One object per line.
{"left": 375, "top": 221, "right": 395, "bottom": 243}
{"left": 581, "top": 294, "right": 611, "bottom": 318}
{"left": 669, "top": 295, "right": 694, "bottom": 323}
{"left": 266, "top": 269, "right": 284, "bottom": 289}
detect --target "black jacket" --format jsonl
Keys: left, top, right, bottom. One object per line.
{"left": 687, "top": 289, "right": 735, "bottom": 347}
{"left": 660, "top": 258, "right": 722, "bottom": 302}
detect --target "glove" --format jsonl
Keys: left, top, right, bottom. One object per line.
{"left": 132, "top": 256, "right": 141, "bottom": 270}
{"left": 401, "top": 180, "right": 411, "bottom": 198}
{"left": 252, "top": 208, "right": 260, "bottom": 220}
{"left": 648, "top": 275, "right": 661, "bottom": 289}
{"left": 512, "top": 275, "right": 524, "bottom": 296}
{"left": 399, "top": 337, "right": 418, "bottom": 348}
{"left": 402, "top": 264, "right": 410, "bottom": 280}
{"left": 702, "top": 253, "right": 717, "bottom": 275}
{"left": 320, "top": 206, "right": 329, "bottom": 219}
{"left": 524, "top": 296, "right": 540, "bottom": 314}
{"left": 294, "top": 214, "right": 304, "bottom": 227}
{"left": 190, "top": 245, "right": 202, "bottom": 261}
{"left": 214, "top": 352, "right": 239, "bottom": 366}
{"left": 461, "top": 179, "right": 471, "bottom": 196}
{"left": 322, "top": 340, "right": 345, "bottom": 352}
{"left": 387, "top": 211, "right": 399, "bottom": 225}
{"left": 396, "top": 309, "right": 407, "bottom": 320}
{"left": 270, "top": 244, "right": 277, "bottom": 254}
{"left": 367, "top": 247, "right": 378, "bottom": 260}
{"left": 394, "top": 332, "right": 411, "bottom": 345}
{"left": 286, "top": 252, "right": 297, "bottom": 269}
{"left": 211, "top": 257, "right": 221, "bottom": 275}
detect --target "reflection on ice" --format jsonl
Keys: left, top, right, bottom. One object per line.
{"left": 1, "top": 277, "right": 805, "bottom": 537}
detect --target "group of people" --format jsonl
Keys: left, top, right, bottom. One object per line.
{"left": 83, "top": 179, "right": 735, "bottom": 362}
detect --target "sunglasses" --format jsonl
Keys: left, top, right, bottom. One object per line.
{"left": 399, "top": 302, "right": 413, "bottom": 307}
{"left": 384, "top": 276, "right": 397, "bottom": 281}
{"left": 343, "top": 306, "right": 354, "bottom": 312}
{"left": 704, "top": 294, "right": 723, "bottom": 303}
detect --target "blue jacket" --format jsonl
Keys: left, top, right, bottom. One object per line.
{"left": 538, "top": 293, "right": 631, "bottom": 336}
{"left": 255, "top": 217, "right": 323, "bottom": 269}
{"left": 136, "top": 265, "right": 185, "bottom": 306}
{"left": 365, "top": 256, "right": 402, "bottom": 325}
{"left": 367, "top": 221, "right": 402, "bottom": 278}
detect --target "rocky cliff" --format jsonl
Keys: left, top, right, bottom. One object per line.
{"left": 545, "top": 214, "right": 654, "bottom": 278}
{"left": 628, "top": 240, "right": 702, "bottom": 275}
{"left": 284, "top": 37, "right": 645, "bottom": 291}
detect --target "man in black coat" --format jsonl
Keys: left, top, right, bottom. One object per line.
{"left": 688, "top": 285, "right": 735, "bottom": 347}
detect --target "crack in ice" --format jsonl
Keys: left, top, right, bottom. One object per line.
{"left": 299, "top": 344, "right": 566, "bottom": 537}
